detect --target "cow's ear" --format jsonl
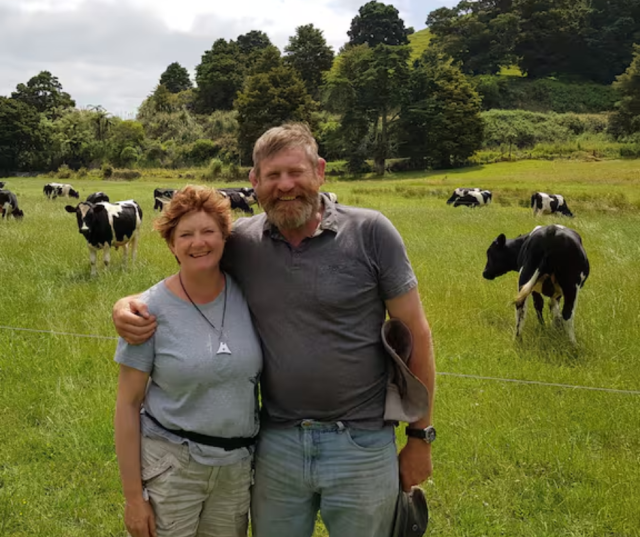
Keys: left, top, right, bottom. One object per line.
{"left": 93, "top": 204, "right": 106, "bottom": 213}
{"left": 496, "top": 233, "right": 506, "bottom": 247}
{"left": 65, "top": 205, "right": 76, "bottom": 213}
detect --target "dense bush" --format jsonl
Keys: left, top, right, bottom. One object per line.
{"left": 201, "top": 158, "right": 223, "bottom": 182}
{"left": 481, "top": 110, "right": 610, "bottom": 150}
{"left": 111, "top": 169, "right": 142, "bottom": 180}
{"left": 189, "top": 139, "right": 220, "bottom": 164}
{"left": 101, "top": 163, "right": 113, "bottom": 179}
{"left": 56, "top": 164, "right": 72, "bottom": 179}
{"left": 474, "top": 77, "right": 617, "bottom": 114}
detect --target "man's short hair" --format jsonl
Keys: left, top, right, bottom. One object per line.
{"left": 252, "top": 123, "right": 319, "bottom": 177}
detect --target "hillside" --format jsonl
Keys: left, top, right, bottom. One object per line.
{"left": 408, "top": 28, "right": 431, "bottom": 61}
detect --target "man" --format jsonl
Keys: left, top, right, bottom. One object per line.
{"left": 113, "top": 123, "right": 435, "bottom": 537}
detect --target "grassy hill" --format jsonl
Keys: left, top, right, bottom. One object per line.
{"left": 408, "top": 28, "right": 431, "bottom": 61}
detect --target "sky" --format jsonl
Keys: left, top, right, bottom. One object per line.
{"left": 0, "top": 0, "right": 456, "bottom": 117}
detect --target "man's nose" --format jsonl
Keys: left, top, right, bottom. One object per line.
{"left": 277, "top": 174, "right": 296, "bottom": 192}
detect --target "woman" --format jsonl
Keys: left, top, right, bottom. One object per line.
{"left": 114, "top": 185, "right": 262, "bottom": 537}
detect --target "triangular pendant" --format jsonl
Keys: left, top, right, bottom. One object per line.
{"left": 217, "top": 341, "right": 232, "bottom": 355}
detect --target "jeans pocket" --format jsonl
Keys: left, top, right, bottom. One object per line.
{"left": 141, "top": 452, "right": 178, "bottom": 484}
{"left": 345, "top": 427, "right": 395, "bottom": 452}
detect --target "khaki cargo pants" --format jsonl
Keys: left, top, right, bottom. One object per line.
{"left": 139, "top": 435, "right": 252, "bottom": 537}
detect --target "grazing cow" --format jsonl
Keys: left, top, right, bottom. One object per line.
{"left": 446, "top": 187, "right": 481, "bottom": 205}
{"left": 65, "top": 200, "right": 142, "bottom": 276}
{"left": 453, "top": 189, "right": 492, "bottom": 208}
{"left": 86, "top": 191, "right": 110, "bottom": 204}
{"left": 482, "top": 224, "right": 589, "bottom": 344}
{"left": 218, "top": 187, "right": 258, "bottom": 206}
{"left": 219, "top": 191, "right": 254, "bottom": 215}
{"left": 321, "top": 192, "right": 338, "bottom": 203}
{"left": 153, "top": 188, "right": 177, "bottom": 211}
{"left": 531, "top": 192, "right": 573, "bottom": 217}
{"left": 44, "top": 182, "right": 80, "bottom": 199}
{"left": 0, "top": 190, "right": 24, "bottom": 220}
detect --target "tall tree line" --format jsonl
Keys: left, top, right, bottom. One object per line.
{"left": 427, "top": 0, "right": 640, "bottom": 84}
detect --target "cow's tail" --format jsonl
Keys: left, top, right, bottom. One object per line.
{"left": 515, "top": 268, "right": 541, "bottom": 307}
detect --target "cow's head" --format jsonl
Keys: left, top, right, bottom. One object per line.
{"left": 12, "top": 208, "right": 24, "bottom": 220}
{"left": 69, "top": 188, "right": 80, "bottom": 199}
{"left": 483, "top": 233, "right": 513, "bottom": 280}
{"left": 66, "top": 202, "right": 104, "bottom": 237}
{"left": 446, "top": 191, "right": 460, "bottom": 205}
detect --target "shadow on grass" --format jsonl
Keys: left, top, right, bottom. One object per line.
{"left": 514, "top": 324, "right": 584, "bottom": 365}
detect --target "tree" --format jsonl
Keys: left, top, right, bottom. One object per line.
{"left": 159, "top": 62, "right": 193, "bottom": 93}
{"left": 284, "top": 24, "right": 334, "bottom": 99}
{"left": 235, "top": 66, "right": 317, "bottom": 162}
{"left": 579, "top": 0, "right": 640, "bottom": 84}
{"left": 324, "top": 44, "right": 410, "bottom": 174}
{"left": 609, "top": 45, "right": 640, "bottom": 137}
{"left": 513, "top": 0, "right": 590, "bottom": 79}
{"left": 249, "top": 45, "right": 283, "bottom": 76}
{"left": 11, "top": 71, "right": 75, "bottom": 119}
{"left": 195, "top": 39, "right": 244, "bottom": 113}
{"left": 348, "top": 1, "right": 411, "bottom": 47}
{"left": 427, "top": 1, "right": 519, "bottom": 75}
{"left": 237, "top": 30, "right": 272, "bottom": 56}
{"left": 398, "top": 49, "right": 484, "bottom": 169}
{"left": 0, "top": 97, "right": 45, "bottom": 171}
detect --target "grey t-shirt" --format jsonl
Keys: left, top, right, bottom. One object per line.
{"left": 114, "top": 275, "right": 262, "bottom": 465}
{"left": 222, "top": 198, "right": 417, "bottom": 429}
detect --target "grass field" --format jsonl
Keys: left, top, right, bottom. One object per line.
{"left": 1, "top": 159, "right": 639, "bottom": 536}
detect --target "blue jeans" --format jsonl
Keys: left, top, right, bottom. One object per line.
{"left": 251, "top": 420, "right": 398, "bottom": 537}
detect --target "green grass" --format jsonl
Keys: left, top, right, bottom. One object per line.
{"left": 408, "top": 28, "right": 432, "bottom": 62}
{"left": 1, "top": 160, "right": 640, "bottom": 536}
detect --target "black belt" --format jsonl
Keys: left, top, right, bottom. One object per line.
{"left": 145, "top": 412, "right": 256, "bottom": 451}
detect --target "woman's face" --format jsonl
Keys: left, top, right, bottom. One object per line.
{"left": 169, "top": 210, "right": 225, "bottom": 273}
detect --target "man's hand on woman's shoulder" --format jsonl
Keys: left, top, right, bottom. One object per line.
{"left": 113, "top": 295, "right": 157, "bottom": 345}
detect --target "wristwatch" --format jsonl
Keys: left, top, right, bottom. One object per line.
{"left": 406, "top": 425, "right": 436, "bottom": 444}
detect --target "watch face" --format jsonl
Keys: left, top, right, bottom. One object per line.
{"left": 424, "top": 426, "right": 436, "bottom": 443}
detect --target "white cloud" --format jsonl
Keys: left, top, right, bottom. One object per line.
{"left": 0, "top": 0, "right": 454, "bottom": 115}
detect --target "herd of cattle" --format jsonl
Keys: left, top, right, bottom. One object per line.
{"left": 1, "top": 181, "right": 589, "bottom": 343}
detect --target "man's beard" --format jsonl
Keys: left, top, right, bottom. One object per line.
{"left": 260, "top": 189, "right": 321, "bottom": 230}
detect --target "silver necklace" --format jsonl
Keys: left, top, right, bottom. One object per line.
{"left": 178, "top": 272, "right": 231, "bottom": 355}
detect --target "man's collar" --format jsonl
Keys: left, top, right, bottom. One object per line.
{"left": 262, "top": 195, "right": 340, "bottom": 239}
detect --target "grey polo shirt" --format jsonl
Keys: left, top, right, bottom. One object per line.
{"left": 222, "top": 198, "right": 417, "bottom": 429}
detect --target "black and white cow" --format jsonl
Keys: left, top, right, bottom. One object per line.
{"left": 531, "top": 192, "right": 573, "bottom": 217}
{"left": 446, "top": 187, "right": 481, "bottom": 205}
{"left": 217, "top": 187, "right": 258, "bottom": 206}
{"left": 0, "top": 190, "right": 24, "bottom": 220}
{"left": 219, "top": 191, "right": 254, "bottom": 215}
{"left": 452, "top": 189, "right": 492, "bottom": 208}
{"left": 44, "top": 182, "right": 80, "bottom": 199}
{"left": 482, "top": 224, "right": 589, "bottom": 344}
{"left": 65, "top": 200, "right": 142, "bottom": 276}
{"left": 0, "top": 181, "right": 5, "bottom": 189}
{"left": 321, "top": 192, "right": 339, "bottom": 203}
{"left": 154, "top": 188, "right": 177, "bottom": 211}
{"left": 86, "top": 191, "right": 110, "bottom": 204}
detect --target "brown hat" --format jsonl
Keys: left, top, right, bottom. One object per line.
{"left": 391, "top": 486, "right": 429, "bottom": 537}
{"left": 381, "top": 318, "right": 430, "bottom": 423}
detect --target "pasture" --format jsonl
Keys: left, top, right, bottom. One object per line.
{"left": 1, "top": 159, "right": 639, "bottom": 536}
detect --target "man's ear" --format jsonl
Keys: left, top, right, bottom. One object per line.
{"left": 316, "top": 158, "right": 326, "bottom": 186}
{"left": 249, "top": 168, "right": 258, "bottom": 188}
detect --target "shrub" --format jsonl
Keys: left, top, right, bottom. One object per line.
{"left": 120, "top": 146, "right": 139, "bottom": 168}
{"left": 102, "top": 163, "right": 113, "bottom": 179}
{"left": 56, "top": 164, "right": 72, "bottom": 179}
{"left": 77, "top": 167, "right": 88, "bottom": 178}
{"left": 201, "top": 159, "right": 224, "bottom": 182}
{"left": 189, "top": 139, "right": 220, "bottom": 164}
{"left": 226, "top": 162, "right": 242, "bottom": 181}
{"left": 112, "top": 169, "right": 142, "bottom": 180}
